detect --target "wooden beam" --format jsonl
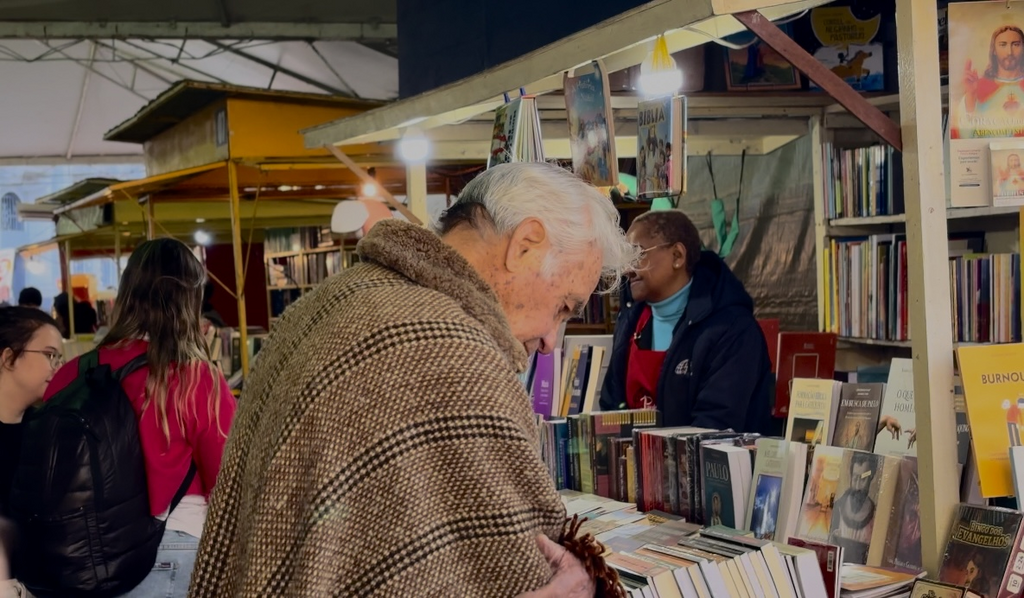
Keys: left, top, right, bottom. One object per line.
{"left": 809, "top": 115, "right": 827, "bottom": 332}
{"left": 733, "top": 10, "right": 903, "bottom": 151}
{"left": 325, "top": 145, "right": 423, "bottom": 226}
{"left": 227, "top": 161, "right": 250, "bottom": 379}
{"left": 894, "top": 0, "right": 957, "bottom": 577}
{"left": 406, "top": 163, "right": 429, "bottom": 223}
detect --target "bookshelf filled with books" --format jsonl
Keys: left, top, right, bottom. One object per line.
{"left": 264, "top": 226, "right": 358, "bottom": 324}
{"left": 815, "top": 97, "right": 1023, "bottom": 354}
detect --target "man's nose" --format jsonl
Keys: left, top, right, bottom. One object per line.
{"left": 537, "top": 327, "right": 560, "bottom": 355}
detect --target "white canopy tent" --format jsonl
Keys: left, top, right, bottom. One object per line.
{"left": 0, "top": 38, "right": 398, "bottom": 160}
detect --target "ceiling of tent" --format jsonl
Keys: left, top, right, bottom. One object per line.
{"left": 0, "top": 0, "right": 399, "bottom": 161}
{"left": 0, "top": 38, "right": 398, "bottom": 159}
{"left": 0, "top": 0, "right": 394, "bottom": 25}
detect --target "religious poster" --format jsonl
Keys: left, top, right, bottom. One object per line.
{"left": 949, "top": 1, "right": 1024, "bottom": 206}
{"left": 989, "top": 141, "right": 1024, "bottom": 205}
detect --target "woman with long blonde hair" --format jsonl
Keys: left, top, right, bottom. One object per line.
{"left": 43, "top": 238, "right": 237, "bottom": 597}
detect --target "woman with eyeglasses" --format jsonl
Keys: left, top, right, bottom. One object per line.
{"left": 598, "top": 209, "right": 775, "bottom": 435}
{"left": 0, "top": 307, "right": 62, "bottom": 516}
{"left": 0, "top": 306, "right": 62, "bottom": 598}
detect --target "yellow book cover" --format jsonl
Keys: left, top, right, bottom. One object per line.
{"left": 958, "top": 343, "right": 1024, "bottom": 497}
{"left": 786, "top": 378, "right": 838, "bottom": 446}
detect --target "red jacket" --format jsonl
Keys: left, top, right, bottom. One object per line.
{"left": 44, "top": 340, "right": 236, "bottom": 516}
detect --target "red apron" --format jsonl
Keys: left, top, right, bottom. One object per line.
{"left": 624, "top": 306, "right": 668, "bottom": 410}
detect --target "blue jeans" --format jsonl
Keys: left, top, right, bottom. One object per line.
{"left": 120, "top": 529, "right": 198, "bottom": 598}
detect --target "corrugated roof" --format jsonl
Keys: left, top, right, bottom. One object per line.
{"left": 105, "top": 80, "right": 386, "bottom": 144}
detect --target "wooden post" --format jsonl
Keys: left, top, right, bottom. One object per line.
{"left": 146, "top": 198, "right": 155, "bottom": 240}
{"left": 227, "top": 161, "right": 250, "bottom": 379}
{"left": 809, "top": 115, "right": 827, "bottom": 333}
{"left": 895, "top": 0, "right": 958, "bottom": 575}
{"left": 406, "top": 162, "right": 428, "bottom": 223}
{"left": 734, "top": 10, "right": 902, "bottom": 151}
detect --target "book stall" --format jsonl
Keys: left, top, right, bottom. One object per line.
{"left": 300, "top": 0, "right": 1024, "bottom": 595}
{"left": 20, "top": 81, "right": 477, "bottom": 379}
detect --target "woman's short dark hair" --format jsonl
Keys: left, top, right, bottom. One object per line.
{"left": 0, "top": 306, "right": 59, "bottom": 364}
{"left": 632, "top": 210, "right": 703, "bottom": 273}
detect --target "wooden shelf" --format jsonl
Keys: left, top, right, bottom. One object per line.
{"left": 839, "top": 337, "right": 1002, "bottom": 350}
{"left": 827, "top": 205, "right": 1020, "bottom": 230}
{"left": 838, "top": 336, "right": 911, "bottom": 348}
{"left": 824, "top": 85, "right": 949, "bottom": 114}
{"left": 566, "top": 323, "right": 610, "bottom": 332}
{"left": 829, "top": 213, "right": 905, "bottom": 227}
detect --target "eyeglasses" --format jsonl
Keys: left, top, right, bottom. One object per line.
{"left": 636, "top": 242, "right": 675, "bottom": 259}
{"left": 23, "top": 350, "right": 65, "bottom": 370}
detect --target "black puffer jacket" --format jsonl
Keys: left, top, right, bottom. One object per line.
{"left": 599, "top": 251, "right": 776, "bottom": 434}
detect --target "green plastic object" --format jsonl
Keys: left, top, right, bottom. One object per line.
{"left": 711, "top": 196, "right": 740, "bottom": 258}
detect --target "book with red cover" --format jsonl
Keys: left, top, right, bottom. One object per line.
{"left": 758, "top": 318, "right": 781, "bottom": 372}
{"left": 788, "top": 537, "right": 842, "bottom": 598}
{"left": 773, "top": 332, "right": 838, "bottom": 417}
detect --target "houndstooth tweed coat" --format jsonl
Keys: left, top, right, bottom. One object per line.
{"left": 188, "top": 220, "right": 567, "bottom": 597}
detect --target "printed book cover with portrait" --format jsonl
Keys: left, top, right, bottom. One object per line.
{"left": 939, "top": 504, "right": 1023, "bottom": 596}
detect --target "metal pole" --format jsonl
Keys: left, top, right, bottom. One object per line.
{"left": 146, "top": 199, "right": 155, "bottom": 240}
{"left": 113, "top": 220, "right": 123, "bottom": 279}
{"left": 61, "top": 240, "right": 76, "bottom": 339}
{"left": 895, "top": 0, "right": 957, "bottom": 576}
{"left": 227, "top": 161, "right": 250, "bottom": 378}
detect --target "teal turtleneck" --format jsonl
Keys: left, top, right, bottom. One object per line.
{"left": 650, "top": 281, "right": 692, "bottom": 351}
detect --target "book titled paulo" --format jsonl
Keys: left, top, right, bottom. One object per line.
{"left": 957, "top": 343, "right": 1024, "bottom": 497}
{"left": 701, "top": 444, "right": 751, "bottom": 529}
{"left": 635, "top": 95, "right": 686, "bottom": 200}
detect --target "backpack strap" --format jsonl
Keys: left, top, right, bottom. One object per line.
{"left": 169, "top": 462, "right": 198, "bottom": 515}
{"left": 113, "top": 353, "right": 148, "bottom": 382}
{"left": 78, "top": 349, "right": 100, "bottom": 374}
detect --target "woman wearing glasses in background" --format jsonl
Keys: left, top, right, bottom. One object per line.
{"left": 0, "top": 306, "right": 63, "bottom": 597}
{"left": 599, "top": 210, "right": 776, "bottom": 435}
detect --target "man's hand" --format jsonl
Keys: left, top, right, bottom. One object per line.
{"left": 517, "top": 535, "right": 595, "bottom": 598}
{"left": 907, "top": 429, "right": 917, "bottom": 450}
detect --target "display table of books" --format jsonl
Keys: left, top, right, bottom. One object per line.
{"left": 543, "top": 395, "right": 1019, "bottom": 597}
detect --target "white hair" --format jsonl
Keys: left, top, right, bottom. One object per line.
{"left": 433, "top": 162, "right": 638, "bottom": 290}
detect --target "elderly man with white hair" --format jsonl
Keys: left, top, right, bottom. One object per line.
{"left": 190, "top": 162, "right": 637, "bottom": 597}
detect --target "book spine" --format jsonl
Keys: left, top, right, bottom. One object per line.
{"left": 999, "top": 522, "right": 1024, "bottom": 598}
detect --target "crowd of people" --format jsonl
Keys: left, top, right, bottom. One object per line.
{"left": 0, "top": 162, "right": 771, "bottom": 598}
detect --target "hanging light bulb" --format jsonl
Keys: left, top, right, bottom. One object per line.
{"left": 639, "top": 34, "right": 683, "bottom": 97}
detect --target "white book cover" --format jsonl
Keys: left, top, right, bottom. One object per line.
{"left": 874, "top": 358, "right": 917, "bottom": 457}
{"left": 745, "top": 439, "right": 807, "bottom": 543}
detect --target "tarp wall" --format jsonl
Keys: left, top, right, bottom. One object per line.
{"left": 676, "top": 134, "right": 817, "bottom": 331}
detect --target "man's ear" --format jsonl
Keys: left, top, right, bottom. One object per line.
{"left": 504, "top": 217, "right": 549, "bottom": 273}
